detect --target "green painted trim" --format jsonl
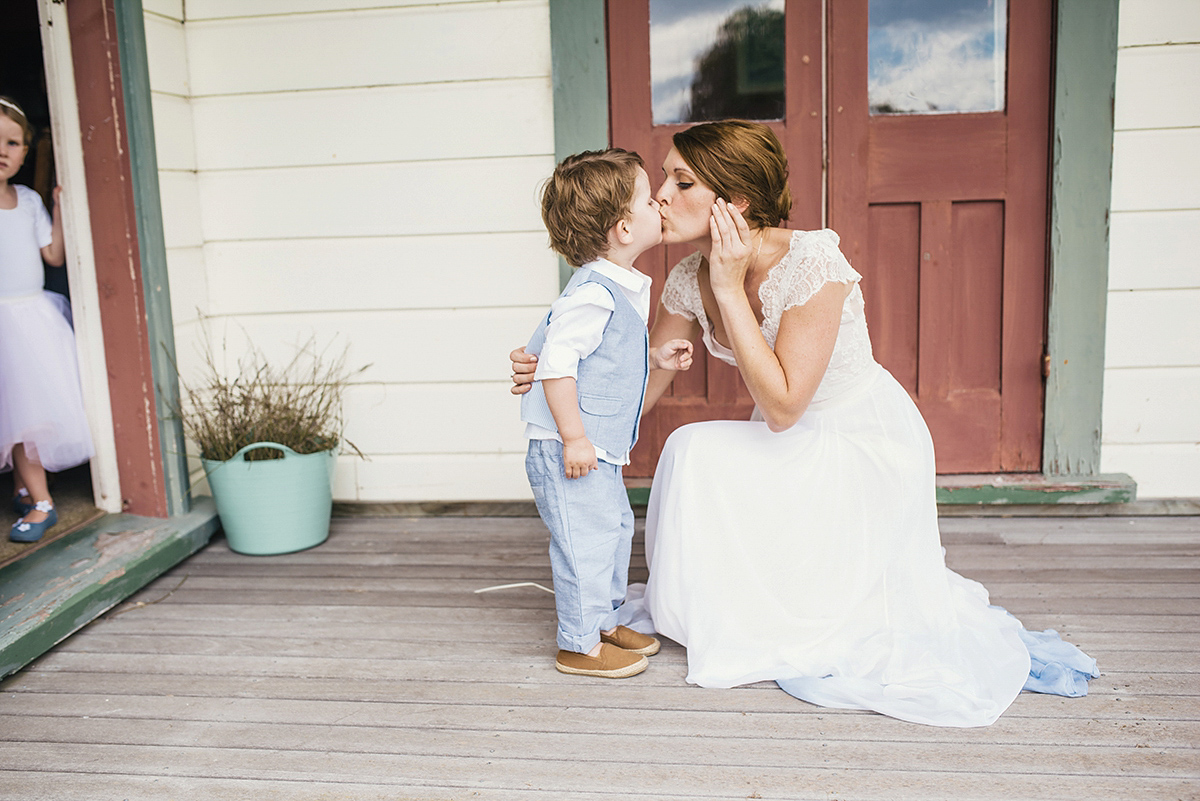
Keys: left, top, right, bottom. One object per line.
{"left": 934, "top": 473, "right": 1135, "bottom": 505}
{"left": 0, "top": 498, "right": 218, "bottom": 678}
{"left": 627, "top": 473, "right": 1137, "bottom": 508}
{"left": 627, "top": 486, "right": 653, "bottom": 507}
{"left": 1043, "top": 0, "right": 1120, "bottom": 477}
{"left": 113, "top": 0, "right": 190, "bottom": 515}
{"left": 548, "top": 0, "right": 610, "bottom": 288}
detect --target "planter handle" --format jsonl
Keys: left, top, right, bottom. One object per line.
{"left": 230, "top": 441, "right": 298, "bottom": 462}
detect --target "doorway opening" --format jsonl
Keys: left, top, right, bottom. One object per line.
{"left": 0, "top": 1, "right": 104, "bottom": 569}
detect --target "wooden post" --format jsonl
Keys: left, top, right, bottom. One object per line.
{"left": 66, "top": 0, "right": 168, "bottom": 516}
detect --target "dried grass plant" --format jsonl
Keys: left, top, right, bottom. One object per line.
{"left": 178, "top": 335, "right": 367, "bottom": 463}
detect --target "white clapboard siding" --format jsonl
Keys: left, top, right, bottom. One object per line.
{"left": 157, "top": 171, "right": 205, "bottom": 250}
{"left": 1114, "top": 44, "right": 1200, "bottom": 131}
{"left": 1102, "top": 442, "right": 1200, "bottom": 499}
{"left": 143, "top": 0, "right": 557, "bottom": 502}
{"left": 1103, "top": 7, "right": 1200, "bottom": 499}
{"left": 342, "top": 383, "right": 527, "bottom": 456}
{"left": 1108, "top": 210, "right": 1200, "bottom": 291}
{"left": 1102, "top": 367, "right": 1200, "bottom": 444}
{"left": 1104, "top": 288, "right": 1200, "bottom": 368}
{"left": 203, "top": 233, "right": 560, "bottom": 315}
{"left": 186, "top": 0, "right": 498, "bottom": 21}
{"left": 165, "top": 248, "right": 209, "bottom": 327}
{"left": 143, "top": 0, "right": 183, "bottom": 21}
{"left": 184, "top": 2, "right": 549, "bottom": 97}
{"left": 1118, "top": 0, "right": 1200, "bottom": 46}
{"left": 143, "top": 13, "right": 189, "bottom": 97}
{"left": 191, "top": 79, "right": 553, "bottom": 170}
{"left": 1110, "top": 128, "right": 1200, "bottom": 211}
{"left": 191, "top": 307, "right": 545, "bottom": 386}
{"left": 195, "top": 157, "right": 550, "bottom": 242}
{"left": 170, "top": 318, "right": 219, "bottom": 397}
{"left": 354, "top": 453, "right": 531, "bottom": 501}
{"left": 149, "top": 93, "right": 196, "bottom": 172}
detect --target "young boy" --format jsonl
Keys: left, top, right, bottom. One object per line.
{"left": 522, "top": 149, "right": 693, "bottom": 678}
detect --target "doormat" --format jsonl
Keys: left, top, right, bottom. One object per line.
{"left": 0, "top": 497, "right": 106, "bottom": 572}
{"left": 0, "top": 466, "right": 106, "bottom": 572}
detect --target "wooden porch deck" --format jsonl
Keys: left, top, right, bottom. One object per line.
{"left": 1, "top": 513, "right": 1197, "bottom": 800}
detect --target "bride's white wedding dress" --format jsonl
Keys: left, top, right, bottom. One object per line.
{"left": 624, "top": 229, "right": 1092, "bottom": 727}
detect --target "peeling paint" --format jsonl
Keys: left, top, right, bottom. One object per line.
{"left": 93, "top": 528, "right": 161, "bottom": 561}
{"left": 99, "top": 567, "right": 126, "bottom": 585}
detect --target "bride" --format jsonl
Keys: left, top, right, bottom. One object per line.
{"left": 512, "top": 120, "right": 1094, "bottom": 727}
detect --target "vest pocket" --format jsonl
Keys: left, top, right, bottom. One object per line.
{"left": 578, "top": 393, "right": 623, "bottom": 417}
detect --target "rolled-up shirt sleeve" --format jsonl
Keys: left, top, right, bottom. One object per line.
{"left": 533, "top": 283, "right": 616, "bottom": 381}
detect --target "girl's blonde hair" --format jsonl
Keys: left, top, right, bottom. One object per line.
{"left": 0, "top": 96, "right": 33, "bottom": 147}
{"left": 541, "top": 148, "right": 645, "bottom": 267}
{"left": 672, "top": 120, "right": 792, "bottom": 229}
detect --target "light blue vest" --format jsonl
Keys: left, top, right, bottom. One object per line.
{"left": 520, "top": 266, "right": 649, "bottom": 458}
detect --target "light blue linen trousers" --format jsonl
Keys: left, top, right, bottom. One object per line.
{"left": 526, "top": 438, "right": 635, "bottom": 653}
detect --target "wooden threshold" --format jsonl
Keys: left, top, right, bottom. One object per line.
{"left": 0, "top": 498, "right": 219, "bottom": 678}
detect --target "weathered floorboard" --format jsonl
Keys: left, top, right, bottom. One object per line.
{"left": 1, "top": 513, "right": 1198, "bottom": 801}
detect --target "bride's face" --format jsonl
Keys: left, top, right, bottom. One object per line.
{"left": 656, "top": 147, "right": 718, "bottom": 247}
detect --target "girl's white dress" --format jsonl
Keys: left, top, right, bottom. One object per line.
{"left": 0, "top": 185, "right": 94, "bottom": 473}
{"left": 626, "top": 229, "right": 1074, "bottom": 727}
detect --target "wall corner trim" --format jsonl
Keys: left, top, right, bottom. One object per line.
{"left": 548, "top": 0, "right": 610, "bottom": 288}
{"left": 113, "top": 0, "right": 190, "bottom": 515}
{"left": 1043, "top": 0, "right": 1119, "bottom": 478}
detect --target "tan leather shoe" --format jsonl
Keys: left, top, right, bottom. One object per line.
{"left": 556, "top": 644, "right": 648, "bottom": 678}
{"left": 601, "top": 625, "right": 661, "bottom": 656}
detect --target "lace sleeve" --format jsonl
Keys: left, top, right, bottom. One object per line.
{"left": 773, "top": 230, "right": 862, "bottom": 313}
{"left": 659, "top": 253, "right": 703, "bottom": 321}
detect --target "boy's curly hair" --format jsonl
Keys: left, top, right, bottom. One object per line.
{"left": 540, "top": 148, "right": 644, "bottom": 267}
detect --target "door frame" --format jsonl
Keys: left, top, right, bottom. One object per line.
{"left": 36, "top": 0, "right": 190, "bottom": 516}
{"left": 546, "top": 0, "right": 1120, "bottom": 480}
{"left": 36, "top": 0, "right": 121, "bottom": 513}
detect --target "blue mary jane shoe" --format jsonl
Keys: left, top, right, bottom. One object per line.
{"left": 10, "top": 501, "right": 58, "bottom": 543}
{"left": 11, "top": 490, "right": 33, "bottom": 516}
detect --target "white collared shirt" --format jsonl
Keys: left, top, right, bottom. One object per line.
{"left": 524, "top": 258, "right": 652, "bottom": 465}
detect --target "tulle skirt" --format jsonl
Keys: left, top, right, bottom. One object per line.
{"left": 630, "top": 363, "right": 1034, "bottom": 727}
{"left": 0, "top": 291, "right": 94, "bottom": 473}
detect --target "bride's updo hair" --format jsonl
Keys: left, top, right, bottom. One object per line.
{"left": 672, "top": 120, "right": 792, "bottom": 229}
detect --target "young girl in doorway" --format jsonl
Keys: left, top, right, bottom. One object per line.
{"left": 0, "top": 95, "right": 94, "bottom": 542}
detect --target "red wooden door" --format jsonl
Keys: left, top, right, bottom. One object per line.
{"left": 608, "top": 0, "right": 1052, "bottom": 477}
{"left": 829, "top": 0, "right": 1052, "bottom": 472}
{"left": 608, "top": 0, "right": 823, "bottom": 477}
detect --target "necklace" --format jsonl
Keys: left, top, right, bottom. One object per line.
{"left": 751, "top": 228, "right": 766, "bottom": 271}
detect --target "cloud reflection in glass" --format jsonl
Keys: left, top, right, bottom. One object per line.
{"left": 869, "top": 0, "right": 1007, "bottom": 115}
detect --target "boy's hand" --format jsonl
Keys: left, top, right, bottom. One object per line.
{"left": 561, "top": 436, "right": 598, "bottom": 479}
{"left": 509, "top": 347, "right": 537, "bottom": 396}
{"left": 651, "top": 338, "right": 694, "bottom": 372}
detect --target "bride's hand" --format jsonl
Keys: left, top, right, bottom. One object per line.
{"left": 708, "top": 199, "right": 755, "bottom": 295}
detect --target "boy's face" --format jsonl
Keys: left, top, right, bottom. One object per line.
{"left": 623, "top": 167, "right": 664, "bottom": 254}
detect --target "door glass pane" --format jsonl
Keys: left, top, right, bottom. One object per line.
{"left": 650, "top": 0, "right": 786, "bottom": 125}
{"left": 868, "top": 0, "right": 1007, "bottom": 115}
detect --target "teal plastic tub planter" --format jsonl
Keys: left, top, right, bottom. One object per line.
{"left": 202, "top": 442, "right": 337, "bottom": 556}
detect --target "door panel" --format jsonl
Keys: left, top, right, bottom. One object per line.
{"left": 831, "top": 0, "right": 1051, "bottom": 473}
{"left": 608, "top": 0, "right": 823, "bottom": 477}
{"left": 607, "top": 0, "right": 1051, "bottom": 476}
